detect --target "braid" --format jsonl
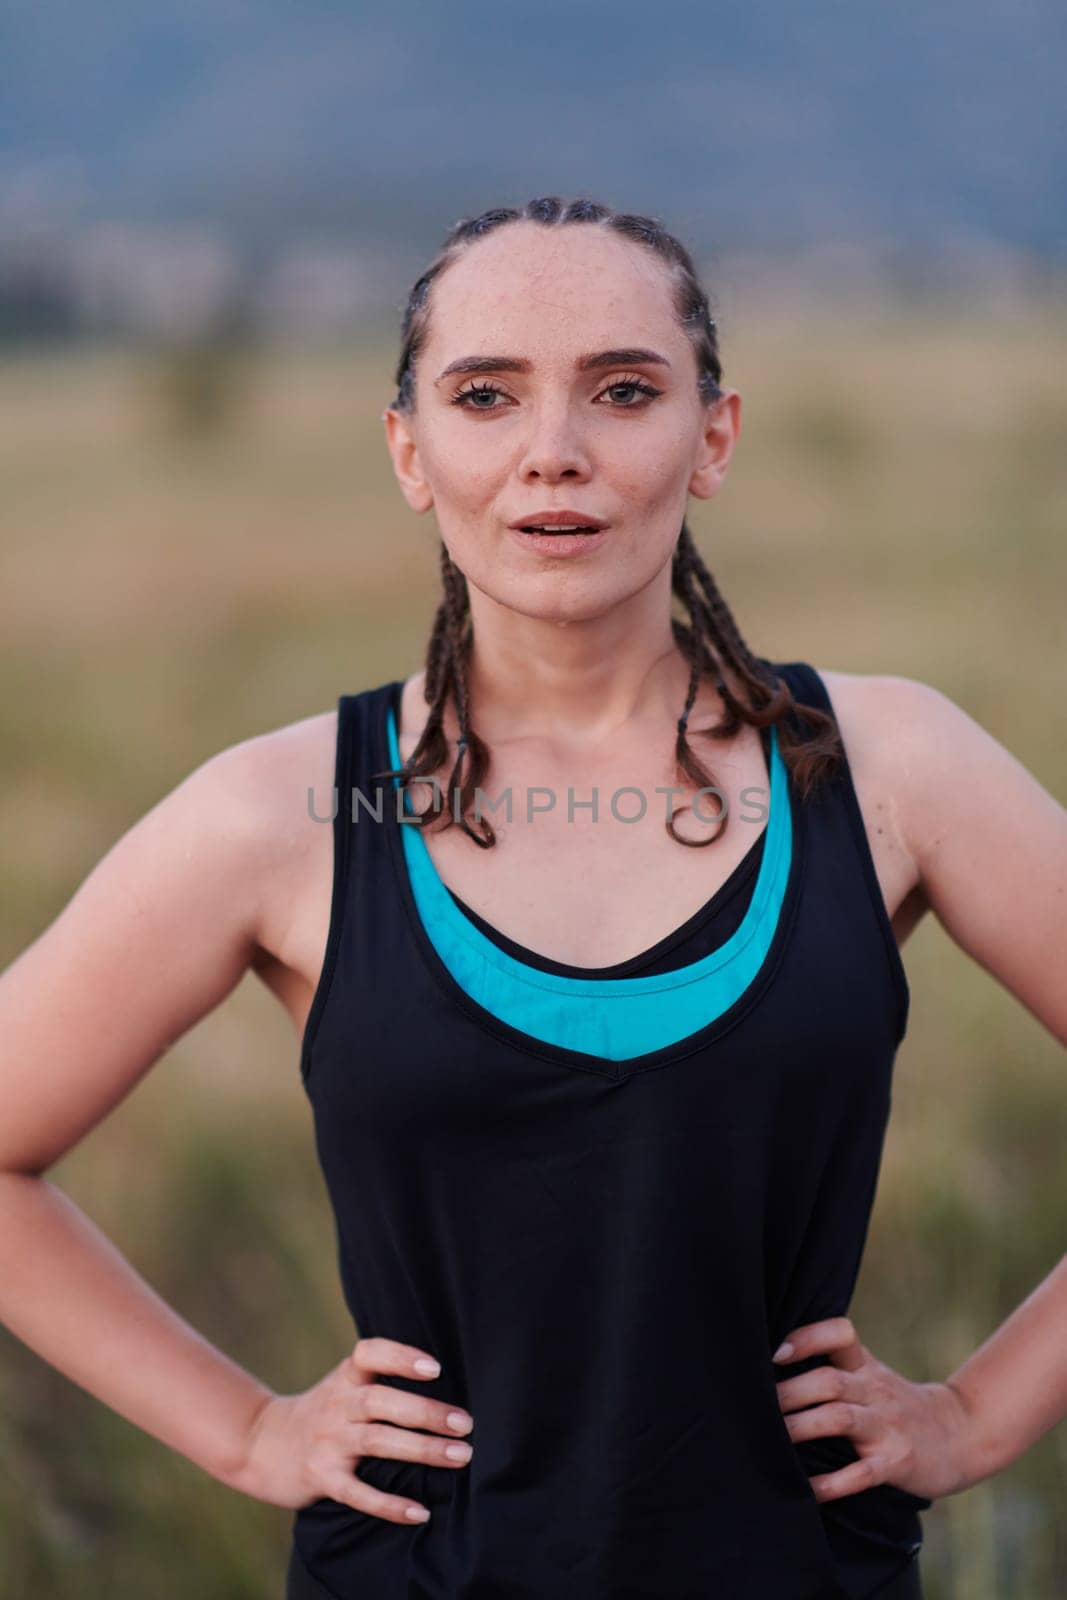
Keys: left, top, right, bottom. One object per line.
{"left": 383, "top": 194, "right": 844, "bottom": 847}
{"left": 666, "top": 523, "right": 843, "bottom": 843}
{"left": 438, "top": 544, "right": 494, "bottom": 847}
{"left": 375, "top": 542, "right": 495, "bottom": 846}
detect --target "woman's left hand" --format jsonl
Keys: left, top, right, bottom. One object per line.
{"left": 772, "top": 1316, "right": 980, "bottom": 1503}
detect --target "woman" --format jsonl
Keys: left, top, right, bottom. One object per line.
{"left": 1, "top": 196, "right": 1064, "bottom": 1600}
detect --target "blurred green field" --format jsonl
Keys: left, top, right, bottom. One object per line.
{"left": 1, "top": 300, "right": 1065, "bottom": 1599}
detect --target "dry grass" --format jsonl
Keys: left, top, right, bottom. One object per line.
{"left": 0, "top": 301, "right": 1064, "bottom": 1597}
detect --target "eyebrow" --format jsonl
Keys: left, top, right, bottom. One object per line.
{"left": 433, "top": 347, "right": 672, "bottom": 384}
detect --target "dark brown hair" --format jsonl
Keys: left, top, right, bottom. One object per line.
{"left": 380, "top": 195, "right": 843, "bottom": 848}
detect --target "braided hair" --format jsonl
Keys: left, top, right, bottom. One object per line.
{"left": 378, "top": 195, "right": 844, "bottom": 848}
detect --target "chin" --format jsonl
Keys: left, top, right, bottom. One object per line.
{"left": 496, "top": 578, "right": 644, "bottom": 628}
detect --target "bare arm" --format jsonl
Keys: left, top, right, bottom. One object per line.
{"left": 773, "top": 677, "right": 1067, "bottom": 1503}
{"left": 944, "top": 1251, "right": 1067, "bottom": 1487}
{"left": 1, "top": 720, "right": 479, "bottom": 1526}
{"left": 0, "top": 739, "right": 280, "bottom": 1490}
{"left": 891, "top": 675, "right": 1067, "bottom": 1046}
{"left": 893, "top": 677, "right": 1067, "bottom": 1482}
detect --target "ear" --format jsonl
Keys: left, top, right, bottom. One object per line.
{"left": 383, "top": 405, "right": 434, "bottom": 514}
{"left": 688, "top": 388, "right": 742, "bottom": 501}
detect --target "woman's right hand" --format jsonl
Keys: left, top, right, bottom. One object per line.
{"left": 230, "top": 1337, "right": 474, "bottom": 1523}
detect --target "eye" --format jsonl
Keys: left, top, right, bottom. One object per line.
{"left": 451, "top": 381, "right": 510, "bottom": 411}
{"left": 594, "top": 376, "right": 664, "bottom": 408}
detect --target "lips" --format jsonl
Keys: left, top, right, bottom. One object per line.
{"left": 508, "top": 510, "right": 608, "bottom": 534}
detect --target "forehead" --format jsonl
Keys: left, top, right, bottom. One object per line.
{"left": 424, "top": 222, "right": 682, "bottom": 360}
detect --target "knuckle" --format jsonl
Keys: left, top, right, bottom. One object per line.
{"left": 365, "top": 1382, "right": 402, "bottom": 1420}
{"left": 353, "top": 1336, "right": 386, "bottom": 1368}
{"left": 351, "top": 1420, "right": 377, "bottom": 1454}
{"left": 353, "top": 1336, "right": 431, "bottom": 1384}
{"left": 342, "top": 1379, "right": 369, "bottom": 1412}
{"left": 304, "top": 1452, "right": 336, "bottom": 1496}
{"left": 830, "top": 1401, "right": 855, "bottom": 1433}
{"left": 349, "top": 1385, "right": 372, "bottom": 1419}
{"left": 358, "top": 1422, "right": 392, "bottom": 1457}
{"left": 338, "top": 1354, "right": 363, "bottom": 1390}
{"left": 326, "top": 1477, "right": 370, "bottom": 1515}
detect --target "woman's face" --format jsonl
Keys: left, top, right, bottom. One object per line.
{"left": 384, "top": 221, "right": 740, "bottom": 625}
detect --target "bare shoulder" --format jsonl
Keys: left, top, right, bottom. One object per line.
{"left": 810, "top": 669, "right": 937, "bottom": 938}
{"left": 816, "top": 666, "right": 947, "bottom": 756}
{"left": 812, "top": 668, "right": 972, "bottom": 870}
{"left": 813, "top": 669, "right": 1067, "bottom": 1032}
{"left": 815, "top": 666, "right": 1038, "bottom": 870}
{"left": 816, "top": 664, "right": 947, "bottom": 744}
{"left": 0, "top": 704, "right": 343, "bottom": 1174}
{"left": 196, "top": 705, "right": 341, "bottom": 954}
{"left": 203, "top": 706, "right": 339, "bottom": 837}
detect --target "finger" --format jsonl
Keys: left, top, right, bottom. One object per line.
{"left": 324, "top": 1474, "right": 432, "bottom": 1526}
{"left": 781, "top": 1398, "right": 879, "bottom": 1448}
{"left": 348, "top": 1382, "right": 474, "bottom": 1437}
{"left": 776, "top": 1363, "right": 866, "bottom": 1414}
{"left": 772, "top": 1317, "right": 865, "bottom": 1370}
{"left": 807, "top": 1454, "right": 889, "bottom": 1503}
{"left": 351, "top": 1421, "right": 475, "bottom": 1473}
{"left": 349, "top": 1337, "right": 443, "bottom": 1382}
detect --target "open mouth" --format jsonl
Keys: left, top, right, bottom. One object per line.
{"left": 518, "top": 524, "right": 602, "bottom": 535}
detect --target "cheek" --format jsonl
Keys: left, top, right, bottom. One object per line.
{"left": 600, "top": 415, "right": 695, "bottom": 499}
{"left": 421, "top": 431, "right": 502, "bottom": 506}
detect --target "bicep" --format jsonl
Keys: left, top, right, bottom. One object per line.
{"left": 893, "top": 677, "right": 1067, "bottom": 1044}
{"left": 0, "top": 745, "right": 273, "bottom": 1176}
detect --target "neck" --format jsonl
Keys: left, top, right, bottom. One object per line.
{"left": 460, "top": 581, "right": 711, "bottom": 747}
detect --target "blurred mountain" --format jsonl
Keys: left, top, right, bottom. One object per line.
{"left": 5, "top": 0, "right": 1066, "bottom": 251}
{"left": 2, "top": 0, "right": 1065, "bottom": 340}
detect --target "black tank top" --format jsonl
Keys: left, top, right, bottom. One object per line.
{"left": 290, "top": 660, "right": 932, "bottom": 1600}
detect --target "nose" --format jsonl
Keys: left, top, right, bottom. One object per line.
{"left": 516, "top": 401, "right": 592, "bottom": 485}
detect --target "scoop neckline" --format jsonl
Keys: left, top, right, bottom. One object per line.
{"left": 441, "top": 825, "right": 765, "bottom": 980}
{"left": 379, "top": 678, "right": 806, "bottom": 1078}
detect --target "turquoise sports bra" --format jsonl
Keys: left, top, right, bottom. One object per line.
{"left": 385, "top": 704, "right": 794, "bottom": 1061}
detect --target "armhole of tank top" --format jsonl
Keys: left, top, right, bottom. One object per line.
{"left": 784, "top": 659, "right": 911, "bottom": 1048}
{"left": 299, "top": 695, "right": 357, "bottom": 1087}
